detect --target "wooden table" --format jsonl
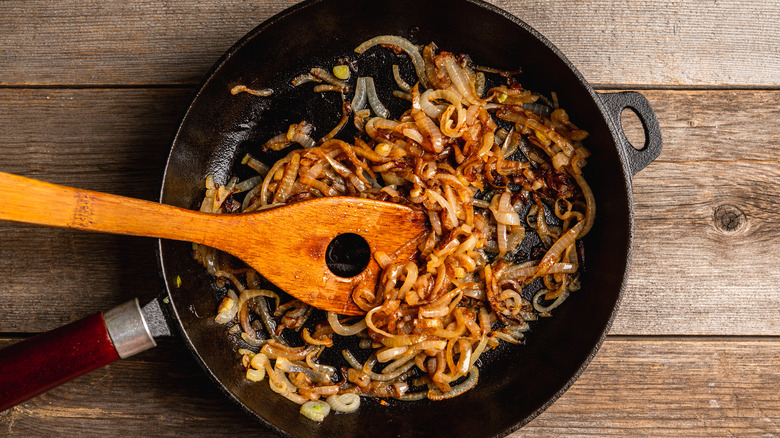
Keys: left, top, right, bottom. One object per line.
{"left": 0, "top": 1, "right": 777, "bottom": 436}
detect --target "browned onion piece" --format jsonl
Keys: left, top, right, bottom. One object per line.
{"left": 327, "top": 312, "right": 367, "bottom": 336}
{"left": 536, "top": 221, "right": 585, "bottom": 278}
{"left": 320, "top": 98, "right": 351, "bottom": 142}
{"left": 230, "top": 85, "right": 273, "bottom": 97}
{"left": 428, "top": 366, "right": 479, "bottom": 400}
{"left": 310, "top": 67, "right": 350, "bottom": 92}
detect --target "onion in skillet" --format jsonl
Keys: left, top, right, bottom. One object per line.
{"left": 195, "top": 34, "right": 594, "bottom": 422}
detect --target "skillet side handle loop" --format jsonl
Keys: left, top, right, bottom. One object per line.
{"left": 0, "top": 298, "right": 156, "bottom": 411}
{"left": 598, "top": 91, "right": 663, "bottom": 178}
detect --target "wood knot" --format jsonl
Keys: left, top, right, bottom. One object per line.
{"left": 713, "top": 204, "right": 746, "bottom": 233}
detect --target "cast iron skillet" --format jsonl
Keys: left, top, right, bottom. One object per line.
{"left": 0, "top": 0, "right": 661, "bottom": 434}
{"left": 0, "top": 0, "right": 662, "bottom": 435}
{"left": 156, "top": 0, "right": 662, "bottom": 436}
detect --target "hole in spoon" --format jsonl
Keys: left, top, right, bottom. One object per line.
{"left": 326, "top": 233, "right": 370, "bottom": 278}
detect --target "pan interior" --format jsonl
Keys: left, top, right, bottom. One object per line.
{"left": 160, "top": 0, "right": 632, "bottom": 436}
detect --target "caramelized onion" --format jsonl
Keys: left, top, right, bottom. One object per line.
{"left": 214, "top": 289, "right": 239, "bottom": 324}
{"left": 202, "top": 37, "right": 594, "bottom": 416}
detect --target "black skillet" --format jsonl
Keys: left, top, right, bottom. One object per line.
{"left": 159, "top": 0, "right": 661, "bottom": 436}
{"left": 0, "top": 0, "right": 662, "bottom": 436}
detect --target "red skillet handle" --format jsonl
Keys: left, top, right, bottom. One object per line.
{"left": 0, "top": 299, "right": 156, "bottom": 411}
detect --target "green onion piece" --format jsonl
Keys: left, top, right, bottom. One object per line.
{"left": 332, "top": 65, "right": 350, "bottom": 80}
{"left": 175, "top": 275, "right": 182, "bottom": 288}
{"left": 246, "top": 367, "right": 266, "bottom": 382}
{"left": 300, "top": 400, "right": 331, "bottom": 422}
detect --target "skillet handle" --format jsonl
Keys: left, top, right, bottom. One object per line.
{"left": 598, "top": 91, "right": 663, "bottom": 177}
{"left": 0, "top": 298, "right": 156, "bottom": 411}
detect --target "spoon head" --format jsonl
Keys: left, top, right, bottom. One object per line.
{"left": 231, "top": 197, "right": 428, "bottom": 315}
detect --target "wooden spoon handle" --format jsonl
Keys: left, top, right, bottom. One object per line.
{"left": 0, "top": 171, "right": 221, "bottom": 244}
{"left": 0, "top": 171, "right": 429, "bottom": 315}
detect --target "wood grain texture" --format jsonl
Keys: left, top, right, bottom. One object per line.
{"left": 0, "top": 1, "right": 287, "bottom": 86}
{"left": 494, "top": 0, "right": 780, "bottom": 88}
{"left": 0, "top": 88, "right": 778, "bottom": 334}
{"left": 0, "top": 88, "right": 188, "bottom": 196}
{"left": 0, "top": 88, "right": 187, "bottom": 332}
{"left": 0, "top": 337, "right": 775, "bottom": 436}
{"left": 0, "top": 0, "right": 777, "bottom": 435}
{"left": 0, "top": 1, "right": 779, "bottom": 87}
{"left": 0, "top": 171, "right": 426, "bottom": 316}
{"left": 517, "top": 337, "right": 780, "bottom": 437}
{"left": 610, "top": 90, "right": 780, "bottom": 335}
{"left": 0, "top": 224, "right": 160, "bottom": 333}
{"left": 616, "top": 160, "right": 780, "bottom": 335}
{"left": 635, "top": 90, "right": 780, "bottom": 163}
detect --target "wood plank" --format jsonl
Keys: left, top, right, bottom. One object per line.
{"left": 610, "top": 89, "right": 780, "bottom": 335}
{"left": 0, "top": 1, "right": 778, "bottom": 87}
{"left": 0, "top": 1, "right": 284, "bottom": 86}
{"left": 0, "top": 337, "right": 776, "bottom": 436}
{"left": 0, "top": 88, "right": 190, "bottom": 331}
{"left": 0, "top": 88, "right": 778, "bottom": 335}
{"left": 613, "top": 160, "right": 780, "bottom": 336}
{"left": 517, "top": 338, "right": 780, "bottom": 436}
{"left": 0, "top": 88, "right": 189, "bottom": 194}
{"left": 503, "top": 0, "right": 780, "bottom": 88}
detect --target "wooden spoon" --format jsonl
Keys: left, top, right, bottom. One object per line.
{"left": 0, "top": 171, "right": 428, "bottom": 315}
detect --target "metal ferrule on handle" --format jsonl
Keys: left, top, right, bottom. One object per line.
{"left": 104, "top": 299, "right": 156, "bottom": 359}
